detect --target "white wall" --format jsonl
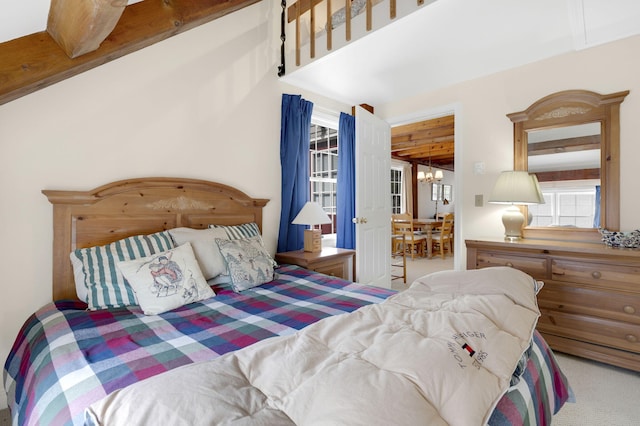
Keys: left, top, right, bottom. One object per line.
{"left": 415, "top": 167, "right": 455, "bottom": 219}
{"left": 380, "top": 34, "right": 640, "bottom": 265}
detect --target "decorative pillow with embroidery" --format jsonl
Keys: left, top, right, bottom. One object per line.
{"left": 215, "top": 236, "right": 276, "bottom": 292}
{"left": 70, "top": 231, "right": 175, "bottom": 309}
{"left": 116, "top": 243, "right": 215, "bottom": 315}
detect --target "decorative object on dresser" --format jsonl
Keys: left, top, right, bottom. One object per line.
{"left": 275, "top": 247, "right": 355, "bottom": 281}
{"left": 599, "top": 228, "right": 640, "bottom": 248}
{"left": 292, "top": 201, "right": 332, "bottom": 252}
{"left": 466, "top": 238, "right": 640, "bottom": 372}
{"left": 488, "top": 171, "right": 544, "bottom": 240}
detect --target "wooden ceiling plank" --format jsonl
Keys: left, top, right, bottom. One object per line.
{"left": 392, "top": 115, "right": 454, "bottom": 133}
{"left": 392, "top": 138, "right": 453, "bottom": 150}
{"left": 0, "top": 0, "right": 261, "bottom": 106}
{"left": 392, "top": 128, "right": 454, "bottom": 142}
{"left": 390, "top": 114, "right": 456, "bottom": 171}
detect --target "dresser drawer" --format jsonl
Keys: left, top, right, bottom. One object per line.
{"left": 475, "top": 251, "right": 548, "bottom": 279}
{"left": 551, "top": 258, "right": 640, "bottom": 292}
{"left": 538, "top": 310, "right": 640, "bottom": 353}
{"left": 538, "top": 282, "right": 640, "bottom": 324}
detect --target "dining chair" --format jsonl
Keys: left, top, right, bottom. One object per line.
{"left": 392, "top": 220, "right": 427, "bottom": 260}
{"left": 431, "top": 213, "right": 454, "bottom": 259}
{"left": 392, "top": 213, "right": 412, "bottom": 223}
{"left": 390, "top": 232, "right": 407, "bottom": 285}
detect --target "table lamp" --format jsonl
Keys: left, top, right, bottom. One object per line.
{"left": 292, "top": 201, "right": 332, "bottom": 252}
{"left": 488, "top": 171, "right": 545, "bottom": 241}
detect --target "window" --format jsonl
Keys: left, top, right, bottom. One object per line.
{"left": 528, "top": 181, "right": 598, "bottom": 228}
{"left": 390, "top": 168, "right": 403, "bottom": 214}
{"left": 309, "top": 122, "right": 338, "bottom": 245}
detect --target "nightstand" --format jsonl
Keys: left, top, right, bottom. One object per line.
{"left": 275, "top": 247, "right": 356, "bottom": 281}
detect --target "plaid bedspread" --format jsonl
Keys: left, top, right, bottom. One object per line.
{"left": 4, "top": 265, "right": 569, "bottom": 425}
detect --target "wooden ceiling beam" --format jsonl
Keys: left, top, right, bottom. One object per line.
{"left": 392, "top": 131, "right": 454, "bottom": 144}
{"left": 397, "top": 146, "right": 454, "bottom": 158}
{"left": 536, "top": 168, "right": 600, "bottom": 182}
{"left": 528, "top": 135, "right": 600, "bottom": 156}
{"left": 0, "top": 0, "right": 261, "bottom": 106}
{"left": 47, "top": 0, "right": 127, "bottom": 58}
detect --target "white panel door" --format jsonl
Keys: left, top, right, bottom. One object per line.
{"left": 354, "top": 106, "right": 391, "bottom": 288}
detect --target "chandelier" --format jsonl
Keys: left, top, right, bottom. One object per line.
{"left": 417, "top": 147, "right": 443, "bottom": 183}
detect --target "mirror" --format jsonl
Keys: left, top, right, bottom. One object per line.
{"left": 508, "top": 90, "right": 629, "bottom": 242}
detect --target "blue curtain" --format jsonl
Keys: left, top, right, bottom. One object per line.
{"left": 277, "top": 94, "right": 314, "bottom": 252}
{"left": 337, "top": 112, "right": 356, "bottom": 249}
{"left": 593, "top": 185, "right": 601, "bottom": 228}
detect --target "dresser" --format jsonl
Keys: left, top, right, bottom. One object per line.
{"left": 275, "top": 248, "right": 355, "bottom": 281}
{"left": 466, "top": 238, "right": 640, "bottom": 372}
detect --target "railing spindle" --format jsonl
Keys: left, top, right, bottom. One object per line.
{"left": 327, "top": 0, "right": 332, "bottom": 51}
{"left": 346, "top": 0, "right": 351, "bottom": 41}
{"left": 310, "top": 2, "right": 315, "bottom": 58}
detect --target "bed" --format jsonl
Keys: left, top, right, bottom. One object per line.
{"left": 3, "top": 177, "right": 570, "bottom": 425}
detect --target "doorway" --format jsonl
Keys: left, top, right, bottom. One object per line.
{"left": 387, "top": 103, "right": 463, "bottom": 272}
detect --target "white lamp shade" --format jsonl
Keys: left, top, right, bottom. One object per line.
{"left": 489, "top": 171, "right": 544, "bottom": 241}
{"left": 292, "top": 202, "right": 332, "bottom": 226}
{"left": 488, "top": 171, "right": 545, "bottom": 205}
{"left": 434, "top": 170, "right": 443, "bottom": 180}
{"left": 417, "top": 171, "right": 426, "bottom": 180}
{"left": 530, "top": 174, "right": 545, "bottom": 204}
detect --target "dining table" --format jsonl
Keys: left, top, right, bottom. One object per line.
{"left": 394, "top": 218, "right": 442, "bottom": 259}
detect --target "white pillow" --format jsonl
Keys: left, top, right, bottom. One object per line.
{"left": 168, "top": 227, "right": 229, "bottom": 280}
{"left": 116, "top": 243, "right": 215, "bottom": 315}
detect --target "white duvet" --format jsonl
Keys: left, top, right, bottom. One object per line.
{"left": 85, "top": 267, "right": 540, "bottom": 426}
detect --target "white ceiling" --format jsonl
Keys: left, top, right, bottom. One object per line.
{"left": 2, "top": 1, "right": 640, "bottom": 107}
{"left": 280, "top": 0, "right": 640, "bottom": 106}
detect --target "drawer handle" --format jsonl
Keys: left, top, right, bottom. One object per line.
{"left": 505, "top": 262, "right": 513, "bottom": 267}
{"left": 625, "top": 334, "right": 638, "bottom": 343}
{"left": 623, "top": 305, "right": 636, "bottom": 315}
{"left": 591, "top": 271, "right": 602, "bottom": 279}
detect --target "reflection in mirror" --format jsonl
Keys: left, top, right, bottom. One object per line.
{"left": 527, "top": 123, "right": 601, "bottom": 228}
{"left": 508, "top": 89, "right": 629, "bottom": 242}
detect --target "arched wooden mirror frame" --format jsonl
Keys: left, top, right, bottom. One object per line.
{"left": 508, "top": 89, "right": 629, "bottom": 242}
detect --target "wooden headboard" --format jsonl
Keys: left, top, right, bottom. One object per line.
{"left": 43, "top": 177, "right": 269, "bottom": 301}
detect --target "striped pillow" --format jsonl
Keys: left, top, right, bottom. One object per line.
{"left": 208, "top": 222, "right": 261, "bottom": 239}
{"left": 70, "top": 231, "right": 176, "bottom": 310}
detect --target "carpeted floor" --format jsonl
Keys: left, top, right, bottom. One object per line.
{"left": 552, "top": 352, "right": 640, "bottom": 425}
{"left": 391, "top": 252, "right": 454, "bottom": 290}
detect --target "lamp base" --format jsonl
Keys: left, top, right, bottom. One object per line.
{"left": 502, "top": 205, "right": 525, "bottom": 241}
{"left": 303, "top": 229, "right": 322, "bottom": 252}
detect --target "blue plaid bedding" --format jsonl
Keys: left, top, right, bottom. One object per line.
{"left": 3, "top": 265, "right": 569, "bottom": 425}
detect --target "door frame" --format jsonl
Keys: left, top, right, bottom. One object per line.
{"left": 386, "top": 102, "right": 464, "bottom": 271}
